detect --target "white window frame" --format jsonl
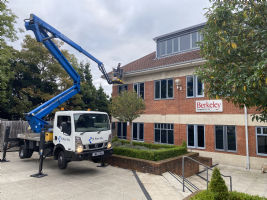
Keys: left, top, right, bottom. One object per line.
{"left": 186, "top": 75, "right": 204, "bottom": 98}
{"left": 133, "top": 82, "right": 145, "bottom": 99}
{"left": 132, "top": 122, "right": 144, "bottom": 142}
{"left": 154, "top": 123, "right": 174, "bottom": 145}
{"left": 187, "top": 124, "right": 205, "bottom": 149}
{"left": 154, "top": 78, "right": 174, "bottom": 100}
{"left": 214, "top": 125, "right": 237, "bottom": 153}
{"left": 256, "top": 126, "right": 267, "bottom": 156}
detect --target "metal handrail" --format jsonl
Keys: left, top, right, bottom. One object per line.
{"left": 182, "top": 156, "right": 232, "bottom": 192}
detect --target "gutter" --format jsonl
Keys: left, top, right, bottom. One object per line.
{"left": 101, "top": 58, "right": 205, "bottom": 80}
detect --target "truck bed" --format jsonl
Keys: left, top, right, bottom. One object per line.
{"left": 17, "top": 133, "right": 41, "bottom": 141}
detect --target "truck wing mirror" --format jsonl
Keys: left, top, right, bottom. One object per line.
{"left": 60, "top": 122, "right": 67, "bottom": 133}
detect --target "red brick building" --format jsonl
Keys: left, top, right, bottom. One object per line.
{"left": 110, "top": 23, "right": 267, "bottom": 169}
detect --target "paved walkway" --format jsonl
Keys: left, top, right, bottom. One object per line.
{"left": 0, "top": 152, "right": 146, "bottom": 200}
{"left": 1, "top": 151, "right": 267, "bottom": 200}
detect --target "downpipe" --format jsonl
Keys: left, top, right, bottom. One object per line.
{"left": 245, "top": 105, "right": 250, "bottom": 169}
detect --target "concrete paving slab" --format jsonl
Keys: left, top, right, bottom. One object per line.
{"left": 0, "top": 152, "right": 146, "bottom": 200}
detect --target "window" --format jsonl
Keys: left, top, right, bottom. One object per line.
{"left": 118, "top": 85, "right": 128, "bottom": 94}
{"left": 191, "top": 32, "right": 198, "bottom": 48}
{"left": 157, "top": 32, "right": 201, "bottom": 58}
{"left": 173, "top": 37, "right": 179, "bottom": 52}
{"left": 154, "top": 79, "right": 173, "bottom": 100}
{"left": 154, "top": 123, "right": 174, "bottom": 144}
{"left": 256, "top": 127, "right": 267, "bottom": 156}
{"left": 180, "top": 34, "right": 191, "bottom": 51}
{"left": 57, "top": 115, "right": 71, "bottom": 135}
{"left": 167, "top": 39, "right": 172, "bottom": 54}
{"left": 187, "top": 125, "right": 205, "bottom": 149}
{"left": 160, "top": 41, "right": 166, "bottom": 56}
{"left": 133, "top": 82, "right": 145, "bottom": 99}
{"left": 215, "top": 126, "right": 237, "bottom": 152}
{"left": 117, "top": 122, "right": 127, "bottom": 139}
{"left": 133, "top": 123, "right": 144, "bottom": 141}
{"left": 186, "top": 75, "right": 204, "bottom": 98}
{"left": 74, "top": 113, "right": 110, "bottom": 132}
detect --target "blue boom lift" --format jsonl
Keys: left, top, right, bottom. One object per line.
{"left": 24, "top": 14, "right": 123, "bottom": 134}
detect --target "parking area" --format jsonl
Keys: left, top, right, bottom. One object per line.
{"left": 0, "top": 151, "right": 147, "bottom": 200}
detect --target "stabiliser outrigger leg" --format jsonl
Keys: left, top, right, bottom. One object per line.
{"left": 30, "top": 127, "right": 53, "bottom": 178}
{"left": 1, "top": 126, "right": 20, "bottom": 163}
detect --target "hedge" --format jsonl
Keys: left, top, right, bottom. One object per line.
{"left": 112, "top": 138, "right": 177, "bottom": 149}
{"left": 190, "top": 190, "right": 267, "bottom": 200}
{"left": 112, "top": 139, "right": 188, "bottom": 161}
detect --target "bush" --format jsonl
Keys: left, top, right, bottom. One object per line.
{"left": 182, "top": 140, "right": 187, "bottom": 148}
{"left": 228, "top": 191, "right": 267, "bottom": 200}
{"left": 112, "top": 135, "right": 119, "bottom": 142}
{"left": 112, "top": 140, "right": 188, "bottom": 161}
{"left": 190, "top": 190, "right": 267, "bottom": 200}
{"left": 209, "top": 167, "right": 229, "bottom": 200}
{"left": 190, "top": 190, "right": 216, "bottom": 200}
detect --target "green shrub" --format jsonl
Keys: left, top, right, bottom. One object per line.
{"left": 191, "top": 190, "right": 267, "bottom": 200}
{"left": 182, "top": 140, "right": 187, "bottom": 148}
{"left": 153, "top": 146, "right": 187, "bottom": 161}
{"left": 114, "top": 139, "right": 178, "bottom": 149}
{"left": 113, "top": 147, "right": 155, "bottom": 160}
{"left": 112, "top": 140, "right": 188, "bottom": 161}
{"left": 190, "top": 190, "right": 216, "bottom": 200}
{"left": 228, "top": 191, "right": 267, "bottom": 200}
{"left": 208, "top": 167, "right": 228, "bottom": 200}
{"left": 112, "top": 135, "right": 118, "bottom": 142}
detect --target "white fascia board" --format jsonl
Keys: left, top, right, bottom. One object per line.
{"left": 123, "top": 58, "right": 205, "bottom": 78}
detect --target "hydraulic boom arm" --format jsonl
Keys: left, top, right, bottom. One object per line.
{"left": 24, "top": 14, "right": 121, "bottom": 133}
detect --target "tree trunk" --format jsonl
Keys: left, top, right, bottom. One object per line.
{"left": 130, "top": 121, "right": 133, "bottom": 147}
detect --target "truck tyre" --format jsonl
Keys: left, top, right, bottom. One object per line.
{"left": 58, "top": 151, "right": 68, "bottom": 170}
{"left": 27, "top": 149, "right": 34, "bottom": 158}
{"left": 19, "top": 145, "right": 29, "bottom": 159}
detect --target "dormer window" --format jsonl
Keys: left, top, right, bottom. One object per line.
{"left": 157, "top": 32, "right": 203, "bottom": 57}
{"left": 155, "top": 23, "right": 206, "bottom": 58}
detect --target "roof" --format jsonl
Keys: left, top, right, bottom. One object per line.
{"left": 153, "top": 22, "right": 206, "bottom": 41}
{"left": 113, "top": 49, "right": 202, "bottom": 75}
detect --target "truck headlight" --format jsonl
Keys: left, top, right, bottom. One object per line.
{"left": 107, "top": 134, "right": 112, "bottom": 149}
{"left": 75, "top": 136, "right": 83, "bottom": 153}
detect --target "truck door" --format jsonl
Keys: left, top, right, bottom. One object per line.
{"left": 56, "top": 115, "right": 72, "bottom": 151}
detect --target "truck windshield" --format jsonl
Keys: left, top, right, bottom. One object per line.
{"left": 74, "top": 114, "right": 110, "bottom": 132}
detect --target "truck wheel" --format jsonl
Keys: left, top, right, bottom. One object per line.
{"left": 58, "top": 151, "right": 68, "bottom": 170}
{"left": 27, "top": 149, "right": 34, "bottom": 158}
{"left": 19, "top": 145, "right": 29, "bottom": 159}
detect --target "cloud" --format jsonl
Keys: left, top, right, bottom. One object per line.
{"left": 7, "top": 0, "right": 210, "bottom": 97}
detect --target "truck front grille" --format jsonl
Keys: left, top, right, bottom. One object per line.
{"left": 83, "top": 143, "right": 104, "bottom": 150}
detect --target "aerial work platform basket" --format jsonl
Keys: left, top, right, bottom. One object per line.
{"left": 112, "top": 63, "right": 124, "bottom": 84}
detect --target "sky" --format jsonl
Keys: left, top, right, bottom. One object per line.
{"left": 7, "top": 0, "right": 211, "bottom": 97}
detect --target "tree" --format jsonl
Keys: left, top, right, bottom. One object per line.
{"left": 208, "top": 167, "right": 228, "bottom": 200}
{"left": 96, "top": 84, "right": 110, "bottom": 114}
{"left": 195, "top": 0, "right": 267, "bottom": 122}
{"left": 110, "top": 90, "right": 146, "bottom": 146}
{"left": 80, "top": 60, "right": 97, "bottom": 111}
{"left": 0, "top": 1, "right": 17, "bottom": 110}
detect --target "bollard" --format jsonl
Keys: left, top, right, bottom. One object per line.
{"left": 30, "top": 128, "right": 47, "bottom": 178}
{"left": 0, "top": 127, "right": 11, "bottom": 162}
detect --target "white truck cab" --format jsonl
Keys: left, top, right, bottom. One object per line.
{"left": 53, "top": 111, "right": 113, "bottom": 169}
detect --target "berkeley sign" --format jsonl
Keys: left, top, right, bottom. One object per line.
{"left": 196, "top": 100, "right": 223, "bottom": 112}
